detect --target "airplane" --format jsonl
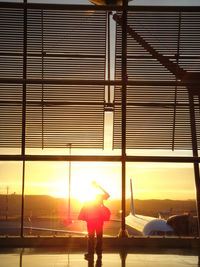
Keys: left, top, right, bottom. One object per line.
{"left": 23, "top": 179, "right": 174, "bottom": 237}
{"left": 124, "top": 179, "right": 174, "bottom": 236}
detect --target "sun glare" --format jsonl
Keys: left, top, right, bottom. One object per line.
{"left": 50, "top": 180, "right": 103, "bottom": 203}
{"left": 72, "top": 181, "right": 102, "bottom": 203}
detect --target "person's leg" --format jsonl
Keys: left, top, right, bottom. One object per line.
{"left": 95, "top": 257, "right": 102, "bottom": 267}
{"left": 96, "top": 231, "right": 102, "bottom": 257}
{"left": 86, "top": 222, "right": 95, "bottom": 257}
{"left": 95, "top": 222, "right": 103, "bottom": 257}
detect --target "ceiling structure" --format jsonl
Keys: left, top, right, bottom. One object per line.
{"left": 0, "top": 4, "right": 200, "bottom": 152}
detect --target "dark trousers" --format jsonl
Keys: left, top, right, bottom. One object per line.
{"left": 87, "top": 220, "right": 103, "bottom": 255}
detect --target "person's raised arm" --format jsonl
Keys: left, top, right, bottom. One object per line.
{"left": 92, "top": 181, "right": 110, "bottom": 199}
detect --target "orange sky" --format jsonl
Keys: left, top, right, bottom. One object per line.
{"left": 0, "top": 159, "right": 196, "bottom": 201}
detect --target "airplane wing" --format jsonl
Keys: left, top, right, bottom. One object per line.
{"left": 24, "top": 226, "right": 112, "bottom": 237}
{"left": 24, "top": 226, "right": 88, "bottom": 236}
{"left": 110, "top": 218, "right": 121, "bottom": 222}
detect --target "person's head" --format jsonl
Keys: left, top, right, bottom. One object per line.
{"left": 95, "top": 194, "right": 104, "bottom": 205}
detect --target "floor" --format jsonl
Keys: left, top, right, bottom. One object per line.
{"left": 0, "top": 248, "right": 199, "bottom": 267}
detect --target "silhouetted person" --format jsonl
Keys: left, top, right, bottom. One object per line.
{"left": 87, "top": 257, "right": 102, "bottom": 267}
{"left": 78, "top": 181, "right": 110, "bottom": 261}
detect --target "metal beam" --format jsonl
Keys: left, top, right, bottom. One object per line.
{"left": 20, "top": 0, "right": 27, "bottom": 238}
{"left": 1, "top": 2, "right": 200, "bottom": 12}
{"left": 172, "top": 11, "right": 182, "bottom": 151}
{"left": 120, "top": 0, "right": 128, "bottom": 238}
{"left": 125, "top": 156, "right": 200, "bottom": 163}
{"left": 20, "top": 160, "right": 25, "bottom": 238}
{"left": 2, "top": 52, "right": 200, "bottom": 60}
{"left": 0, "top": 155, "right": 200, "bottom": 163}
{"left": 107, "top": 11, "right": 111, "bottom": 104}
{"left": 1, "top": 100, "right": 199, "bottom": 108}
{"left": 0, "top": 155, "right": 122, "bottom": 162}
{"left": 113, "top": 13, "right": 186, "bottom": 79}
{"left": 0, "top": 52, "right": 106, "bottom": 58}
{"left": 0, "top": 78, "right": 199, "bottom": 87}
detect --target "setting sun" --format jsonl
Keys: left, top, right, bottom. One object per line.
{"left": 72, "top": 181, "right": 102, "bottom": 203}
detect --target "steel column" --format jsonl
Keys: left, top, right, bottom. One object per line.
{"left": 120, "top": 0, "right": 128, "bottom": 237}
{"left": 41, "top": 9, "right": 44, "bottom": 149}
{"left": 67, "top": 144, "right": 72, "bottom": 224}
{"left": 20, "top": 161, "right": 25, "bottom": 238}
{"left": 188, "top": 91, "right": 200, "bottom": 237}
{"left": 172, "top": 12, "right": 182, "bottom": 151}
{"left": 20, "top": 249, "right": 23, "bottom": 267}
{"left": 120, "top": 251, "right": 127, "bottom": 267}
{"left": 107, "top": 11, "right": 111, "bottom": 103}
{"left": 20, "top": 0, "right": 27, "bottom": 238}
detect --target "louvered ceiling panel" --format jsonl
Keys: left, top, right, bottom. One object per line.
{"left": 0, "top": 8, "right": 23, "bottom": 53}
{"left": 174, "top": 91, "right": 200, "bottom": 150}
{"left": 0, "top": 9, "right": 23, "bottom": 79}
{"left": 26, "top": 84, "right": 104, "bottom": 148}
{"left": 0, "top": 84, "right": 22, "bottom": 148}
{"left": 43, "top": 105, "right": 104, "bottom": 148}
{"left": 27, "top": 9, "right": 106, "bottom": 80}
{"left": 113, "top": 11, "right": 200, "bottom": 150}
{"left": 0, "top": 7, "right": 106, "bottom": 149}
{"left": 26, "top": 9, "right": 106, "bottom": 148}
{"left": 0, "top": 9, "right": 23, "bottom": 148}
{"left": 178, "top": 12, "right": 200, "bottom": 73}
{"left": 26, "top": 104, "right": 104, "bottom": 149}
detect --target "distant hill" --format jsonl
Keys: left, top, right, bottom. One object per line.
{"left": 126, "top": 199, "right": 196, "bottom": 217}
{"left": 0, "top": 194, "right": 196, "bottom": 220}
{"left": 0, "top": 194, "right": 81, "bottom": 219}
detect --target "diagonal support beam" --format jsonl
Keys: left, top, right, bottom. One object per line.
{"left": 113, "top": 13, "right": 186, "bottom": 79}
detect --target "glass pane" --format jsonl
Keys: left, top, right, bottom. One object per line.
{"left": 126, "top": 162, "right": 197, "bottom": 237}
{"left": 24, "top": 161, "right": 121, "bottom": 237}
{"left": 0, "top": 161, "right": 22, "bottom": 236}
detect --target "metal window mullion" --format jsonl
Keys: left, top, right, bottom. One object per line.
{"left": 112, "top": 13, "right": 118, "bottom": 151}
{"left": 121, "top": 0, "right": 128, "bottom": 237}
{"left": 103, "top": 11, "right": 107, "bottom": 149}
{"left": 41, "top": 9, "right": 44, "bottom": 149}
{"left": 21, "top": 0, "right": 27, "bottom": 238}
{"left": 188, "top": 91, "right": 200, "bottom": 237}
{"left": 172, "top": 11, "right": 182, "bottom": 151}
{"left": 107, "top": 11, "right": 111, "bottom": 104}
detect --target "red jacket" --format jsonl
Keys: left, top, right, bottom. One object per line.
{"left": 78, "top": 202, "right": 110, "bottom": 223}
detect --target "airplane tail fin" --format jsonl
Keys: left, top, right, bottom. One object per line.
{"left": 130, "top": 179, "right": 135, "bottom": 216}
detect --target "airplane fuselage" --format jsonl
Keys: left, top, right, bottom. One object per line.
{"left": 126, "top": 213, "right": 174, "bottom": 236}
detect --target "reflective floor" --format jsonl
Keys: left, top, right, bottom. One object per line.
{"left": 0, "top": 249, "right": 200, "bottom": 267}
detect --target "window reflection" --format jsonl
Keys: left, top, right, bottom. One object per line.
{"left": 3, "top": 250, "right": 197, "bottom": 267}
